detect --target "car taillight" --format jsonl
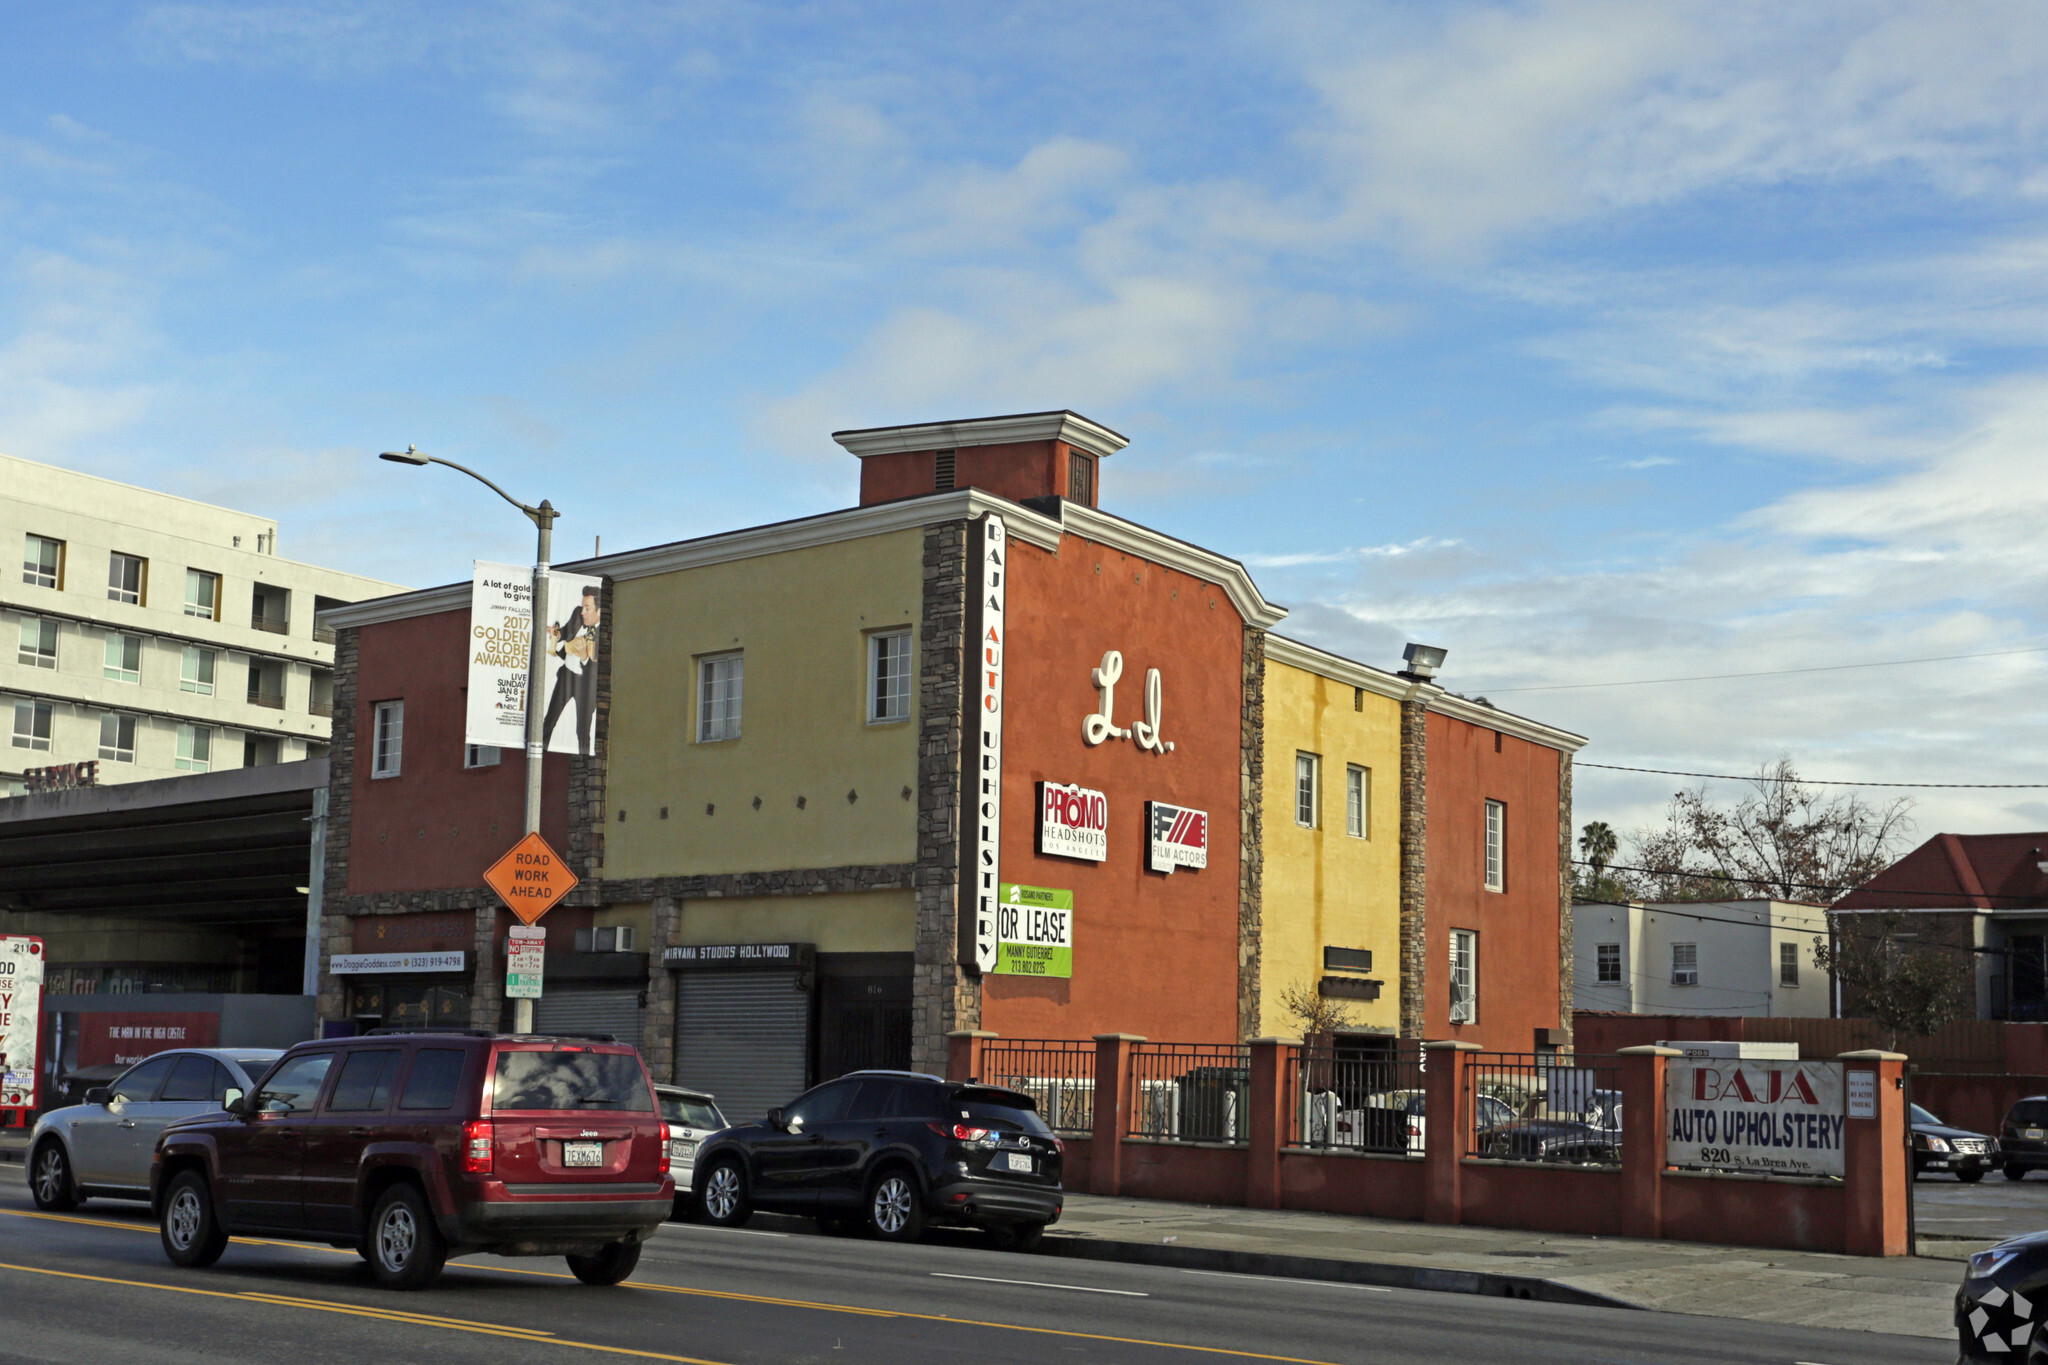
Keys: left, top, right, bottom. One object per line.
{"left": 463, "top": 1119, "right": 494, "bottom": 1175}
{"left": 657, "top": 1122, "right": 672, "bottom": 1175}
{"left": 1051, "top": 1136, "right": 1064, "bottom": 1154}
{"left": 928, "top": 1121, "right": 996, "bottom": 1147}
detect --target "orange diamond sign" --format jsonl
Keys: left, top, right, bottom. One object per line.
{"left": 484, "top": 831, "right": 578, "bottom": 926}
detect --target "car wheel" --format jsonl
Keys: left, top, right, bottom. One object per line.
{"left": 866, "top": 1168, "right": 925, "bottom": 1243}
{"left": 366, "top": 1183, "right": 448, "bottom": 1290}
{"left": 30, "top": 1141, "right": 80, "bottom": 1212}
{"left": 1959, "top": 1169, "right": 1986, "bottom": 1183}
{"left": 697, "top": 1159, "right": 753, "bottom": 1228}
{"left": 566, "top": 1239, "right": 641, "bottom": 1286}
{"left": 159, "top": 1170, "right": 229, "bottom": 1269}
{"left": 2007, "top": 1163, "right": 2030, "bottom": 1181}
{"left": 990, "top": 1222, "right": 1045, "bottom": 1252}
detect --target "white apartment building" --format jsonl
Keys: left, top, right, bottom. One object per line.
{"left": 1573, "top": 899, "right": 1833, "bottom": 1018}
{"left": 1, "top": 453, "right": 404, "bottom": 795}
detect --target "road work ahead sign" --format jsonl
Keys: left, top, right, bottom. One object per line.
{"left": 485, "top": 832, "right": 578, "bottom": 926}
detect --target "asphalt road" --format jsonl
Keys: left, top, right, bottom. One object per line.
{"left": 0, "top": 1175, "right": 1954, "bottom": 1365}
{"left": 1917, "top": 1166, "right": 2048, "bottom": 1242}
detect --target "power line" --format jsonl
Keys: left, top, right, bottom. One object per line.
{"left": 1574, "top": 893, "right": 1995, "bottom": 958}
{"left": 1482, "top": 644, "right": 2048, "bottom": 694}
{"left": 1578, "top": 762, "right": 2048, "bottom": 790}
{"left": 1574, "top": 859, "right": 2044, "bottom": 907}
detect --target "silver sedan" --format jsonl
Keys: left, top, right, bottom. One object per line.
{"left": 29, "top": 1048, "right": 282, "bottom": 1210}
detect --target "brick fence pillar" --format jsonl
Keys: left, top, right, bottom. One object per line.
{"left": 1246, "top": 1037, "right": 1297, "bottom": 1210}
{"left": 1618, "top": 1045, "right": 1678, "bottom": 1240}
{"left": 947, "top": 1030, "right": 997, "bottom": 1083}
{"left": 1423, "top": 1039, "right": 1479, "bottom": 1223}
{"left": 1090, "top": 1034, "right": 1144, "bottom": 1196}
{"left": 1840, "top": 1049, "right": 1910, "bottom": 1256}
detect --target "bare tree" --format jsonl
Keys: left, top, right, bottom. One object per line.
{"left": 1621, "top": 759, "right": 1914, "bottom": 904}
{"left": 1277, "top": 979, "right": 1357, "bottom": 1047}
{"left": 1813, "top": 911, "right": 1973, "bottom": 1050}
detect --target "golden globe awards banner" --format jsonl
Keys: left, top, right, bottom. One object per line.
{"left": 466, "top": 561, "right": 605, "bottom": 757}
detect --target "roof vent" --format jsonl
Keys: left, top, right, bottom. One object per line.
{"left": 1399, "top": 643, "right": 1447, "bottom": 681}
{"left": 934, "top": 449, "right": 956, "bottom": 491}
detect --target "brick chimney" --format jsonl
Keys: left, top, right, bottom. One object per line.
{"left": 833, "top": 410, "right": 1129, "bottom": 509}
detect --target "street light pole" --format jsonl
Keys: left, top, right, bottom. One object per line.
{"left": 380, "top": 446, "right": 558, "bottom": 1033}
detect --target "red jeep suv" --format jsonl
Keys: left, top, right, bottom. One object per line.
{"left": 150, "top": 1032, "right": 671, "bottom": 1290}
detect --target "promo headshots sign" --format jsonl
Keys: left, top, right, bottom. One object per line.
{"left": 467, "top": 562, "right": 606, "bottom": 758}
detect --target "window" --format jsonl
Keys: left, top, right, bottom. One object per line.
{"left": 1596, "top": 943, "right": 1621, "bottom": 983}
{"left": 180, "top": 645, "right": 216, "bottom": 695}
{"left": 1295, "top": 752, "right": 1319, "bottom": 827}
{"left": 868, "top": 629, "right": 912, "bottom": 723}
{"left": 12, "top": 701, "right": 51, "bottom": 752}
{"left": 161, "top": 1054, "right": 231, "bottom": 1103}
{"left": 254, "top": 1052, "right": 333, "bottom": 1114}
{"left": 1484, "top": 800, "right": 1506, "bottom": 891}
{"left": 1069, "top": 453, "right": 1095, "bottom": 506}
{"left": 103, "top": 632, "right": 141, "bottom": 683}
{"left": 1345, "top": 765, "right": 1368, "bottom": 838}
{"left": 1449, "top": 929, "right": 1478, "bottom": 1023}
{"left": 184, "top": 568, "right": 220, "bottom": 619}
{"left": 327, "top": 1049, "right": 401, "bottom": 1112}
{"left": 108, "top": 552, "right": 146, "bottom": 605}
{"left": 399, "top": 1049, "right": 468, "bottom": 1111}
{"left": 110, "top": 1054, "right": 178, "bottom": 1103}
{"left": 1672, "top": 942, "right": 1699, "bottom": 986}
{"left": 243, "top": 736, "right": 280, "bottom": 767}
{"left": 372, "top": 701, "right": 404, "bottom": 777}
{"left": 176, "top": 724, "right": 212, "bottom": 772}
{"left": 99, "top": 713, "right": 136, "bottom": 763}
{"left": 1779, "top": 942, "right": 1800, "bottom": 987}
{"left": 17, "top": 615, "right": 57, "bottom": 668}
{"left": 492, "top": 1050, "right": 653, "bottom": 1112}
{"left": 698, "top": 652, "right": 743, "bottom": 742}
{"left": 464, "top": 743, "right": 500, "bottom": 769}
{"left": 22, "top": 534, "right": 62, "bottom": 589}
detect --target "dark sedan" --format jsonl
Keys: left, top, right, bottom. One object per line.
{"left": 1476, "top": 1089, "right": 1621, "bottom": 1164}
{"left": 691, "top": 1070, "right": 1062, "bottom": 1248}
{"left": 1913, "top": 1103, "right": 1998, "bottom": 1182}
{"left": 1956, "top": 1232, "right": 2048, "bottom": 1361}
{"left": 2001, "top": 1097, "right": 2048, "bottom": 1180}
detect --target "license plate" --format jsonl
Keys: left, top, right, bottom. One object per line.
{"left": 2028, "top": 1129, "right": 2044, "bottom": 1140}
{"left": 1002, "top": 1152, "right": 1033, "bottom": 1174}
{"left": 564, "top": 1140, "right": 604, "bottom": 1167}
{"left": 671, "top": 1139, "right": 698, "bottom": 1159}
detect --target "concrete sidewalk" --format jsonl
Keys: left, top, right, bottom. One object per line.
{"left": 1043, "top": 1193, "right": 1965, "bottom": 1340}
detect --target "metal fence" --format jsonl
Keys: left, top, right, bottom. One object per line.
{"left": 1289, "top": 1040, "right": 1428, "bottom": 1154}
{"left": 1464, "top": 1052, "right": 1624, "bottom": 1167}
{"left": 977, "top": 1039, "right": 1097, "bottom": 1136}
{"left": 1129, "top": 1043, "right": 1251, "bottom": 1144}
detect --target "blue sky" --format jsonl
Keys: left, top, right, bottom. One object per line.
{"left": 5, "top": 1, "right": 2048, "bottom": 843}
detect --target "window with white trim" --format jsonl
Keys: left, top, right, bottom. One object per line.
{"left": 1345, "top": 765, "right": 1368, "bottom": 838}
{"left": 104, "top": 632, "right": 141, "bottom": 683}
{"left": 99, "top": 713, "right": 136, "bottom": 763}
{"left": 17, "top": 615, "right": 57, "bottom": 669}
{"left": 180, "top": 645, "right": 216, "bottom": 696}
{"left": 23, "top": 534, "right": 62, "bottom": 589}
{"left": 1671, "top": 942, "right": 1699, "bottom": 986}
{"left": 176, "top": 724, "right": 212, "bottom": 773}
{"left": 1779, "top": 941, "right": 1799, "bottom": 987}
{"left": 1295, "top": 753, "right": 1319, "bottom": 828}
{"left": 184, "top": 568, "right": 220, "bottom": 620}
{"left": 1483, "top": 799, "right": 1506, "bottom": 891}
{"left": 868, "top": 629, "right": 912, "bottom": 724}
{"left": 1449, "top": 929, "right": 1478, "bottom": 1023}
{"left": 108, "top": 552, "right": 145, "bottom": 605}
{"left": 372, "top": 701, "right": 404, "bottom": 778}
{"left": 12, "top": 700, "right": 52, "bottom": 752}
{"left": 698, "top": 653, "right": 743, "bottom": 742}
{"left": 464, "top": 743, "right": 500, "bottom": 769}
{"left": 1596, "top": 943, "right": 1621, "bottom": 983}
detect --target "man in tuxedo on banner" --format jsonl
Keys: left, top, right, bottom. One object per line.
{"left": 542, "top": 584, "right": 601, "bottom": 756}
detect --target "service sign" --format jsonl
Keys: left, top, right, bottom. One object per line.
{"left": 1038, "top": 782, "right": 1108, "bottom": 862}
{"left": 1667, "top": 1060, "right": 1846, "bottom": 1178}
{"left": 994, "top": 884, "right": 1073, "bottom": 978}
{"left": 1147, "top": 801, "right": 1209, "bottom": 873}
{"left": 0, "top": 936, "right": 44, "bottom": 1111}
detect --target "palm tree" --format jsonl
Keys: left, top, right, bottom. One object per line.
{"left": 1579, "top": 821, "right": 1618, "bottom": 881}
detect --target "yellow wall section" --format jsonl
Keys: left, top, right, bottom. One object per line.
{"left": 606, "top": 530, "right": 924, "bottom": 877}
{"left": 657, "top": 891, "right": 916, "bottom": 953}
{"left": 1259, "top": 659, "right": 1403, "bottom": 1035}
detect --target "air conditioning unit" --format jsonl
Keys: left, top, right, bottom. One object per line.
{"left": 574, "top": 926, "right": 637, "bottom": 952}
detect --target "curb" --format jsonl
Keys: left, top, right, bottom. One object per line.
{"left": 1037, "top": 1233, "right": 1640, "bottom": 1310}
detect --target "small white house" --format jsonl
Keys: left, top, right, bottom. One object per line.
{"left": 1573, "top": 899, "right": 1832, "bottom": 1017}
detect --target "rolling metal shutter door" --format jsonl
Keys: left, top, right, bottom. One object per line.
{"left": 532, "top": 986, "right": 645, "bottom": 1043}
{"left": 675, "top": 970, "right": 809, "bottom": 1125}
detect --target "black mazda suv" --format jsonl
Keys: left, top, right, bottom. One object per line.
{"left": 691, "top": 1070, "right": 1063, "bottom": 1248}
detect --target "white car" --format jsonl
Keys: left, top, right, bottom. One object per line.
{"left": 29, "top": 1048, "right": 283, "bottom": 1210}
{"left": 654, "top": 1083, "right": 728, "bottom": 1216}
{"left": 1310, "top": 1088, "right": 1515, "bottom": 1154}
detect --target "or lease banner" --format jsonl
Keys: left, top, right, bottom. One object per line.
{"left": 1667, "top": 1060, "right": 1846, "bottom": 1178}
{"left": 994, "top": 883, "right": 1073, "bottom": 978}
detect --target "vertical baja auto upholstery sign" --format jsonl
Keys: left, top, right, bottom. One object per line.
{"left": 994, "top": 884, "right": 1073, "bottom": 977}
{"left": 968, "top": 516, "right": 1006, "bottom": 974}
{"left": 0, "top": 936, "right": 43, "bottom": 1111}
{"left": 467, "top": 561, "right": 606, "bottom": 756}
{"left": 1039, "top": 782, "right": 1108, "bottom": 861}
{"left": 1668, "top": 1060, "right": 1846, "bottom": 1178}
